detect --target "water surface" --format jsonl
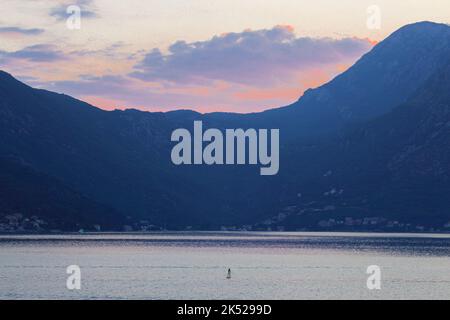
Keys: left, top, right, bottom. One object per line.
{"left": 0, "top": 232, "right": 449, "bottom": 300}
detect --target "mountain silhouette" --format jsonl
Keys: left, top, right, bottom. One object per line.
{"left": 1, "top": 21, "right": 450, "bottom": 231}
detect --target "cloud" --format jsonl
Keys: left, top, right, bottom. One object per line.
{"left": 0, "top": 26, "right": 44, "bottom": 36}
{"left": 68, "top": 42, "right": 133, "bottom": 59}
{"left": 0, "top": 44, "right": 66, "bottom": 62}
{"left": 11, "top": 26, "right": 374, "bottom": 113}
{"left": 33, "top": 74, "right": 243, "bottom": 112}
{"left": 130, "top": 25, "right": 373, "bottom": 86}
{"left": 50, "top": 0, "right": 98, "bottom": 20}
{"left": 43, "top": 74, "right": 128, "bottom": 96}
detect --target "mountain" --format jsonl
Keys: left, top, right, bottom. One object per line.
{"left": 259, "top": 57, "right": 450, "bottom": 231}
{"left": 0, "top": 71, "right": 203, "bottom": 229}
{"left": 294, "top": 22, "right": 450, "bottom": 121}
{"left": 244, "top": 21, "right": 450, "bottom": 139}
{"left": 0, "top": 156, "right": 124, "bottom": 231}
{"left": 1, "top": 21, "right": 450, "bottom": 232}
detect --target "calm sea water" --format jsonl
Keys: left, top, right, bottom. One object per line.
{"left": 0, "top": 232, "right": 450, "bottom": 300}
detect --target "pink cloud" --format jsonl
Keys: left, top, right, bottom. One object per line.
{"left": 130, "top": 25, "right": 373, "bottom": 88}
{"left": 7, "top": 26, "right": 374, "bottom": 113}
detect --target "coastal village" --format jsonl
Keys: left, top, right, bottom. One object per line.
{"left": 1, "top": 211, "right": 450, "bottom": 233}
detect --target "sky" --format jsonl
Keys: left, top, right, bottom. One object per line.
{"left": 0, "top": 0, "right": 449, "bottom": 113}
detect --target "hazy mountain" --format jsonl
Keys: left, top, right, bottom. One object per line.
{"left": 1, "top": 21, "right": 450, "bottom": 231}
{"left": 263, "top": 57, "right": 450, "bottom": 231}
{"left": 0, "top": 156, "right": 124, "bottom": 231}
{"left": 0, "top": 70, "right": 206, "bottom": 229}
{"left": 239, "top": 21, "right": 450, "bottom": 140}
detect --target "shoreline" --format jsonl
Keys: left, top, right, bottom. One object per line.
{"left": 1, "top": 230, "right": 450, "bottom": 238}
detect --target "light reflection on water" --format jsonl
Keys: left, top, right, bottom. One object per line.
{"left": 0, "top": 232, "right": 449, "bottom": 300}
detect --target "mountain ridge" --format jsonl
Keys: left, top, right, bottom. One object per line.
{"left": 1, "top": 21, "right": 450, "bottom": 232}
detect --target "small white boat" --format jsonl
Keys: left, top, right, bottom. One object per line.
{"left": 226, "top": 268, "right": 231, "bottom": 279}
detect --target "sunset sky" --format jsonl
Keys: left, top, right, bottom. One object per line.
{"left": 1, "top": 0, "right": 449, "bottom": 113}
